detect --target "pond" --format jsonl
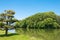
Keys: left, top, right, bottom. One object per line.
{"left": 16, "top": 28, "right": 60, "bottom": 40}
{"left": 8, "top": 29, "right": 16, "bottom": 33}
{"left": 8, "top": 28, "right": 60, "bottom": 40}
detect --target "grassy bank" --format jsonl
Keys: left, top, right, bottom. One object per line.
{"left": 0, "top": 30, "right": 42, "bottom": 40}
{"left": 0, "top": 29, "right": 60, "bottom": 40}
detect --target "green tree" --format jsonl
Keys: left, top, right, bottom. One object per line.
{"left": 37, "top": 18, "right": 60, "bottom": 29}
{"left": 0, "top": 10, "right": 17, "bottom": 35}
{"left": 15, "top": 11, "right": 60, "bottom": 29}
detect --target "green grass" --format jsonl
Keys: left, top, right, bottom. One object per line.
{"left": 0, "top": 30, "right": 42, "bottom": 40}
{"left": 1, "top": 29, "right": 60, "bottom": 40}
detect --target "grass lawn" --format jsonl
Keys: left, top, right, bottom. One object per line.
{"left": 0, "top": 30, "right": 42, "bottom": 40}
{"left": 0, "top": 29, "right": 60, "bottom": 40}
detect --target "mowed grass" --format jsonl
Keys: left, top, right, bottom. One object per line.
{"left": 0, "top": 30, "right": 42, "bottom": 40}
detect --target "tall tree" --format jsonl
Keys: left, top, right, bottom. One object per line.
{"left": 0, "top": 10, "right": 17, "bottom": 35}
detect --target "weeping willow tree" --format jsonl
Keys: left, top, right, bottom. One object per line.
{"left": 0, "top": 10, "right": 17, "bottom": 35}
{"left": 15, "top": 12, "right": 60, "bottom": 29}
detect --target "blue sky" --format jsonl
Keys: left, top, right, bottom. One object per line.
{"left": 0, "top": 0, "right": 60, "bottom": 20}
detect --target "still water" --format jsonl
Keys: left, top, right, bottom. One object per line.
{"left": 8, "top": 29, "right": 16, "bottom": 33}
{"left": 8, "top": 29, "right": 60, "bottom": 40}
{"left": 16, "top": 28, "right": 60, "bottom": 40}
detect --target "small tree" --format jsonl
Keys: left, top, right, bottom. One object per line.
{"left": 0, "top": 10, "right": 17, "bottom": 35}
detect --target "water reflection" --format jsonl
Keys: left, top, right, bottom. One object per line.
{"left": 16, "top": 28, "right": 60, "bottom": 40}
{"left": 8, "top": 29, "right": 16, "bottom": 33}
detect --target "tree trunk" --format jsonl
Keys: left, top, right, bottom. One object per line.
{"left": 5, "top": 27, "right": 8, "bottom": 36}
{"left": 5, "top": 21, "right": 8, "bottom": 36}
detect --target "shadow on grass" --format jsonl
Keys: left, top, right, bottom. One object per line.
{"left": 0, "top": 33, "right": 19, "bottom": 37}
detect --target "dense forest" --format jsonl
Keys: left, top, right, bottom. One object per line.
{"left": 15, "top": 12, "right": 60, "bottom": 29}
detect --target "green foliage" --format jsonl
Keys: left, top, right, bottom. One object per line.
{"left": 0, "top": 10, "right": 17, "bottom": 35}
{"left": 37, "top": 18, "right": 60, "bottom": 29}
{"left": 0, "top": 22, "right": 4, "bottom": 28}
{"left": 15, "top": 11, "right": 60, "bottom": 29}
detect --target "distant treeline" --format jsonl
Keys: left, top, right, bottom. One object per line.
{"left": 15, "top": 12, "right": 60, "bottom": 29}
